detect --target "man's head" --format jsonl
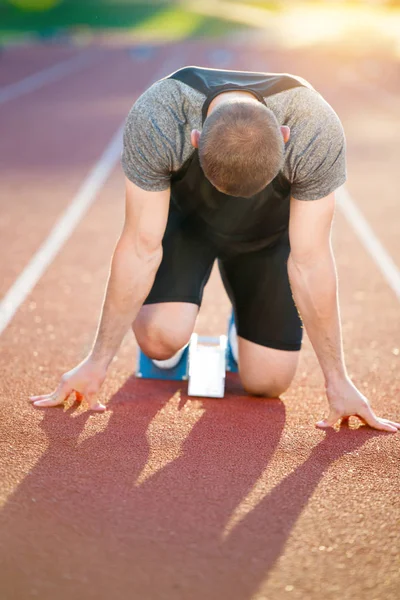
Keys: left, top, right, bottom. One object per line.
{"left": 191, "top": 98, "right": 289, "bottom": 197}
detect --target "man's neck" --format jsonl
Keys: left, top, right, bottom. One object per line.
{"left": 207, "top": 90, "right": 260, "bottom": 116}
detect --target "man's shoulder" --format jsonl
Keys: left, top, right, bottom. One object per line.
{"left": 266, "top": 85, "right": 339, "bottom": 124}
{"left": 133, "top": 78, "right": 180, "bottom": 113}
{"left": 122, "top": 76, "right": 203, "bottom": 190}
{"left": 274, "top": 87, "right": 346, "bottom": 200}
{"left": 135, "top": 77, "right": 205, "bottom": 115}
{"left": 267, "top": 85, "right": 344, "bottom": 153}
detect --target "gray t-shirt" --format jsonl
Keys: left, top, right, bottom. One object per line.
{"left": 122, "top": 77, "right": 346, "bottom": 201}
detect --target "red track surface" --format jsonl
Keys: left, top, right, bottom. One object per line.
{"left": 0, "top": 38, "right": 399, "bottom": 600}
{"left": 0, "top": 45, "right": 82, "bottom": 87}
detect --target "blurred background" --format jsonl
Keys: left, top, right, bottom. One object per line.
{"left": 0, "top": 1, "right": 399, "bottom": 50}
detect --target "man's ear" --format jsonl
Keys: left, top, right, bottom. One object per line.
{"left": 280, "top": 125, "right": 291, "bottom": 144}
{"left": 191, "top": 129, "right": 201, "bottom": 148}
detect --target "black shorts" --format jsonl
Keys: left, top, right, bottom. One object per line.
{"left": 144, "top": 206, "right": 303, "bottom": 351}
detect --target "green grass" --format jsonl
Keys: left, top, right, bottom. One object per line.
{"left": 135, "top": 5, "right": 248, "bottom": 41}
{"left": 0, "top": 1, "right": 165, "bottom": 31}
{"left": 232, "top": 0, "right": 281, "bottom": 9}
{"left": 0, "top": 0, "right": 249, "bottom": 41}
{"left": 134, "top": 6, "right": 216, "bottom": 41}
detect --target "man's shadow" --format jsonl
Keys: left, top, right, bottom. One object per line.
{"left": 0, "top": 375, "right": 386, "bottom": 600}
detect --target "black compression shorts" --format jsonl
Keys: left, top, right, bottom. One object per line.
{"left": 144, "top": 205, "right": 303, "bottom": 351}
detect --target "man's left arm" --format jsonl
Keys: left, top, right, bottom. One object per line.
{"left": 288, "top": 193, "right": 399, "bottom": 432}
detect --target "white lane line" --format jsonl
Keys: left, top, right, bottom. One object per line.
{"left": 0, "top": 53, "right": 182, "bottom": 335}
{"left": 0, "top": 124, "right": 124, "bottom": 335}
{"left": 0, "top": 51, "right": 98, "bottom": 106}
{"left": 336, "top": 186, "right": 400, "bottom": 302}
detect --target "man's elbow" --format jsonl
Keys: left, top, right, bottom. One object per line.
{"left": 115, "top": 230, "right": 163, "bottom": 269}
{"left": 289, "top": 240, "right": 333, "bottom": 270}
{"left": 288, "top": 248, "right": 334, "bottom": 290}
{"left": 135, "top": 230, "right": 163, "bottom": 262}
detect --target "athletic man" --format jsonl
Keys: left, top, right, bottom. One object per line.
{"left": 30, "top": 66, "right": 399, "bottom": 433}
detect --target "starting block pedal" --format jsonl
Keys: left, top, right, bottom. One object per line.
{"left": 135, "top": 312, "right": 239, "bottom": 397}
{"left": 136, "top": 345, "right": 189, "bottom": 381}
{"left": 226, "top": 311, "right": 239, "bottom": 374}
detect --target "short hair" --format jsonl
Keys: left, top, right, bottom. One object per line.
{"left": 198, "top": 100, "right": 284, "bottom": 197}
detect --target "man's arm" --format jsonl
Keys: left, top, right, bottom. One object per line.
{"left": 288, "top": 193, "right": 399, "bottom": 432}
{"left": 90, "top": 178, "right": 169, "bottom": 368}
{"left": 30, "top": 178, "right": 170, "bottom": 410}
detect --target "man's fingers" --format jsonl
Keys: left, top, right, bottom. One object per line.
{"left": 33, "top": 392, "right": 68, "bottom": 407}
{"left": 33, "top": 398, "right": 62, "bottom": 407}
{"left": 317, "top": 406, "right": 398, "bottom": 432}
{"left": 32, "top": 384, "right": 70, "bottom": 408}
{"left": 316, "top": 407, "right": 341, "bottom": 429}
{"left": 30, "top": 387, "right": 106, "bottom": 411}
{"left": 357, "top": 404, "right": 397, "bottom": 432}
{"left": 29, "top": 393, "right": 54, "bottom": 403}
{"left": 86, "top": 392, "right": 106, "bottom": 413}
{"left": 380, "top": 418, "right": 400, "bottom": 429}
{"left": 374, "top": 418, "right": 398, "bottom": 432}
{"left": 90, "top": 401, "right": 107, "bottom": 413}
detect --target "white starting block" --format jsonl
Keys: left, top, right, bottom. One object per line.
{"left": 136, "top": 314, "right": 238, "bottom": 398}
{"left": 188, "top": 334, "right": 227, "bottom": 398}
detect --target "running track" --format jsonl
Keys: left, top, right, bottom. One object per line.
{"left": 0, "top": 38, "right": 399, "bottom": 600}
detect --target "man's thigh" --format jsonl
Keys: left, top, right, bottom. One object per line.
{"left": 219, "top": 233, "right": 303, "bottom": 351}
{"left": 238, "top": 337, "right": 300, "bottom": 397}
{"left": 144, "top": 205, "right": 216, "bottom": 306}
{"left": 220, "top": 234, "right": 303, "bottom": 395}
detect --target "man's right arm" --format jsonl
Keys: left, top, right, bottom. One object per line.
{"left": 90, "top": 178, "right": 170, "bottom": 369}
{"left": 30, "top": 178, "right": 170, "bottom": 410}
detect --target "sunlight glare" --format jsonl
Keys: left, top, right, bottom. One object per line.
{"left": 135, "top": 391, "right": 205, "bottom": 486}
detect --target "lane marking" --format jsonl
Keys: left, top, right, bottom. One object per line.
{"left": 0, "top": 53, "right": 182, "bottom": 335}
{"left": 0, "top": 51, "right": 98, "bottom": 106}
{"left": 336, "top": 186, "right": 400, "bottom": 302}
{"left": 0, "top": 125, "right": 123, "bottom": 335}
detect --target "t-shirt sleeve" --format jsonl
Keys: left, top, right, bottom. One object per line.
{"left": 285, "top": 88, "right": 347, "bottom": 200}
{"left": 121, "top": 80, "right": 176, "bottom": 192}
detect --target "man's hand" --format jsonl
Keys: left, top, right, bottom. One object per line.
{"left": 29, "top": 358, "right": 108, "bottom": 412}
{"left": 29, "top": 179, "right": 170, "bottom": 413}
{"left": 317, "top": 377, "right": 400, "bottom": 432}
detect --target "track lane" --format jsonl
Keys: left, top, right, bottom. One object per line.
{"left": 0, "top": 49, "right": 102, "bottom": 105}
{"left": 0, "top": 44, "right": 84, "bottom": 87}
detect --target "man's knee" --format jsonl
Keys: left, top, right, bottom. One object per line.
{"left": 241, "top": 374, "right": 294, "bottom": 399}
{"left": 238, "top": 339, "right": 299, "bottom": 398}
{"left": 134, "top": 321, "right": 192, "bottom": 360}
{"left": 133, "top": 304, "right": 196, "bottom": 360}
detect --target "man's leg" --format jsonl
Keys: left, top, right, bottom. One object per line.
{"left": 133, "top": 302, "right": 198, "bottom": 360}
{"left": 132, "top": 204, "right": 216, "bottom": 362}
{"left": 237, "top": 337, "right": 300, "bottom": 397}
{"left": 220, "top": 233, "right": 303, "bottom": 398}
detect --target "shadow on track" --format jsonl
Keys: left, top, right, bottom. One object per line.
{"left": 0, "top": 375, "right": 386, "bottom": 600}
